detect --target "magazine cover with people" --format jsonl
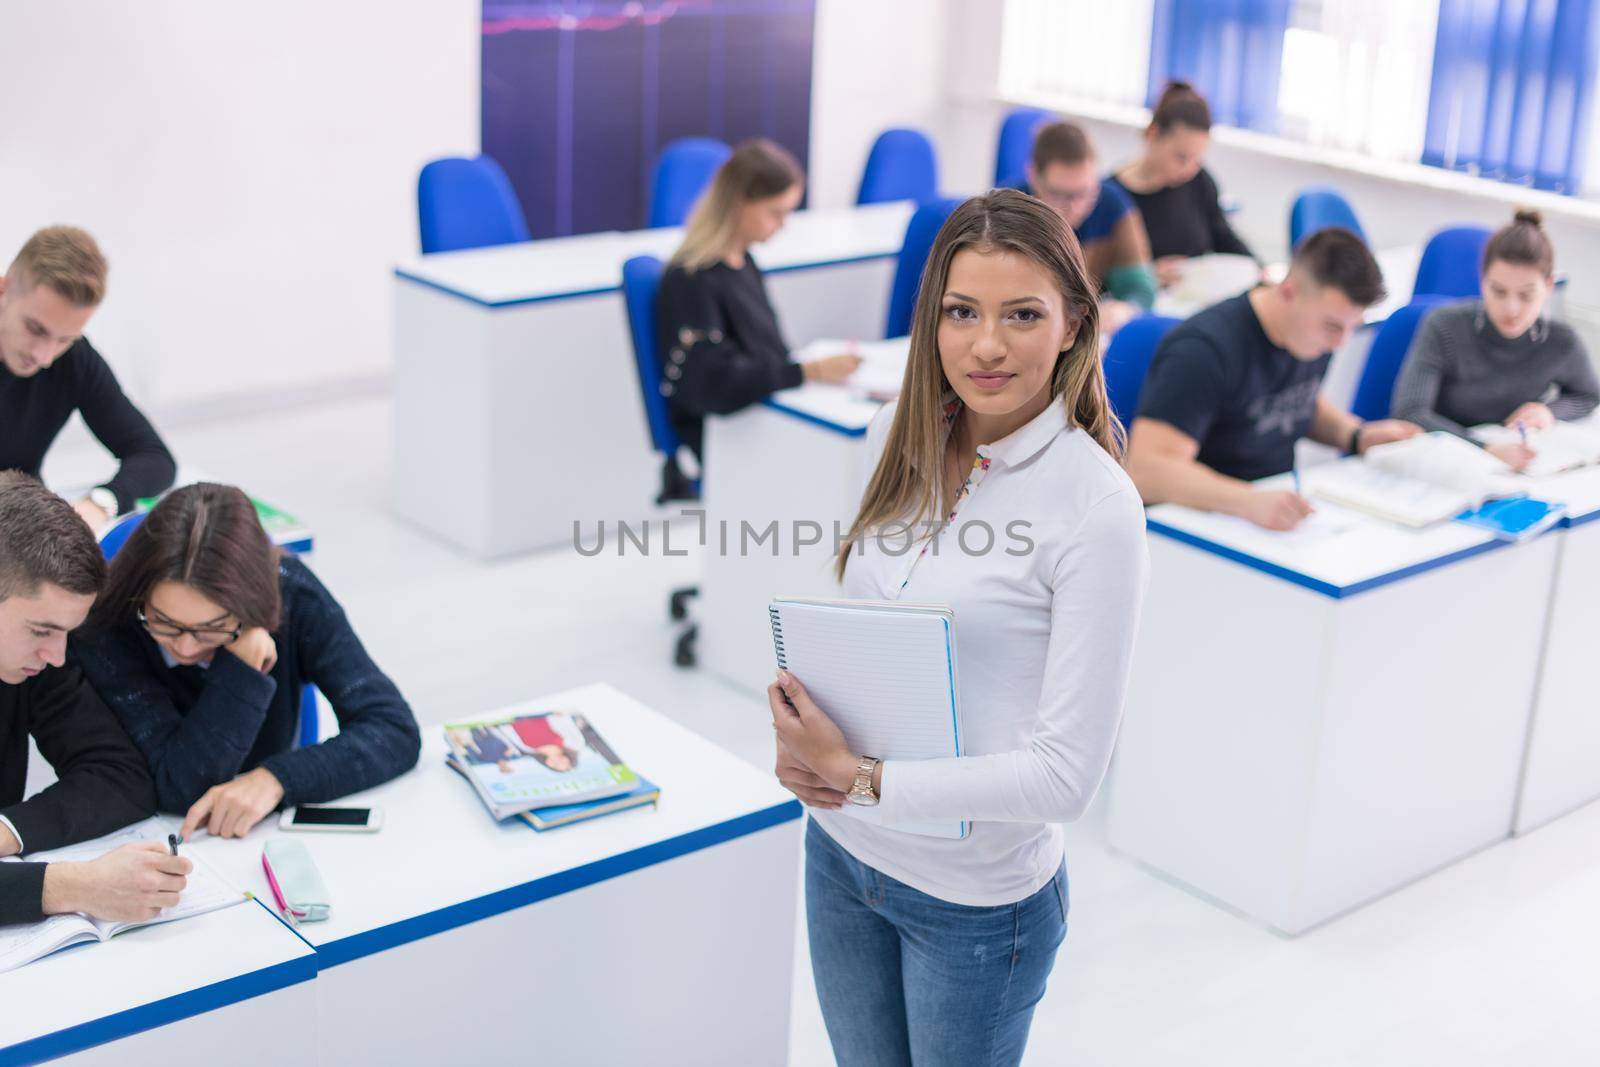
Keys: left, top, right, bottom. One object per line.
{"left": 444, "top": 710, "right": 638, "bottom": 819}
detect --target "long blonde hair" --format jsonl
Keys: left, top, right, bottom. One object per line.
{"left": 835, "top": 189, "right": 1121, "bottom": 580}
{"left": 668, "top": 139, "right": 803, "bottom": 272}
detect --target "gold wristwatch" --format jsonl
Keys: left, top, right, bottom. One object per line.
{"left": 846, "top": 755, "right": 881, "bottom": 807}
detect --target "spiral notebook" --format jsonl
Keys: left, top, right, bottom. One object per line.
{"left": 769, "top": 597, "right": 966, "bottom": 840}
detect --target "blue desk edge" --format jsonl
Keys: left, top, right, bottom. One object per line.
{"left": 1145, "top": 518, "right": 1513, "bottom": 599}
{"left": 2, "top": 898, "right": 317, "bottom": 1066}
{"left": 315, "top": 797, "right": 803, "bottom": 969}
{"left": 395, "top": 251, "right": 895, "bottom": 309}
{"left": 761, "top": 397, "right": 870, "bottom": 437}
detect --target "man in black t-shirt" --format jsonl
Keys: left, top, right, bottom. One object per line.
{"left": 0, "top": 227, "right": 175, "bottom": 533}
{"left": 1126, "top": 228, "right": 1420, "bottom": 530}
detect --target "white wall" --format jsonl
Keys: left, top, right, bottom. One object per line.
{"left": 0, "top": 1, "right": 479, "bottom": 413}
{"left": 2, "top": 0, "right": 956, "bottom": 414}
{"left": 807, "top": 0, "right": 950, "bottom": 210}
{"left": 24, "top": 4, "right": 1591, "bottom": 418}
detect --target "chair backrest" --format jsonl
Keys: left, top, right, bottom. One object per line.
{"left": 98, "top": 510, "right": 147, "bottom": 560}
{"left": 994, "top": 107, "right": 1054, "bottom": 189}
{"left": 648, "top": 138, "right": 733, "bottom": 229}
{"left": 1289, "top": 185, "right": 1367, "bottom": 250}
{"left": 298, "top": 685, "right": 319, "bottom": 748}
{"left": 1412, "top": 225, "right": 1491, "bottom": 299}
{"left": 621, "top": 255, "right": 680, "bottom": 459}
{"left": 100, "top": 510, "right": 320, "bottom": 747}
{"left": 1351, "top": 295, "right": 1450, "bottom": 422}
{"left": 1102, "top": 315, "right": 1182, "bottom": 426}
{"left": 857, "top": 128, "right": 940, "bottom": 205}
{"left": 884, "top": 197, "right": 964, "bottom": 339}
{"left": 417, "top": 155, "right": 531, "bottom": 254}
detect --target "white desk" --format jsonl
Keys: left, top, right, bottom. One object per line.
{"left": 392, "top": 201, "right": 915, "bottom": 558}
{"left": 1514, "top": 463, "right": 1600, "bottom": 834}
{"left": 185, "top": 683, "right": 802, "bottom": 1066}
{"left": 1107, "top": 465, "right": 1559, "bottom": 934}
{"left": 0, "top": 899, "right": 317, "bottom": 1066}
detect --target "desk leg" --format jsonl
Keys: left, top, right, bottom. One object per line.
{"left": 312, "top": 820, "right": 801, "bottom": 1065}
{"left": 1516, "top": 521, "right": 1600, "bottom": 833}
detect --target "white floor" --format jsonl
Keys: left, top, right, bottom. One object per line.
{"left": 42, "top": 395, "right": 1600, "bottom": 1066}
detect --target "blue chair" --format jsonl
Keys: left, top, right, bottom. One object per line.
{"left": 1102, "top": 315, "right": 1182, "bottom": 426}
{"left": 416, "top": 155, "right": 530, "bottom": 254}
{"left": 1412, "top": 226, "right": 1491, "bottom": 299}
{"left": 994, "top": 107, "right": 1054, "bottom": 189}
{"left": 96, "top": 510, "right": 146, "bottom": 560}
{"left": 621, "top": 255, "right": 700, "bottom": 667}
{"left": 1289, "top": 186, "right": 1367, "bottom": 250}
{"left": 884, "top": 197, "right": 964, "bottom": 339}
{"left": 99, "top": 511, "right": 320, "bottom": 748}
{"left": 857, "top": 128, "right": 940, "bottom": 205}
{"left": 648, "top": 138, "right": 732, "bottom": 229}
{"left": 1350, "top": 296, "right": 1450, "bottom": 422}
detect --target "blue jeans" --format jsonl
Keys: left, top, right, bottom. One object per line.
{"left": 804, "top": 818, "right": 1069, "bottom": 1067}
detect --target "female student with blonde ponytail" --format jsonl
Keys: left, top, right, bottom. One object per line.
{"left": 766, "top": 189, "right": 1149, "bottom": 1067}
{"left": 655, "top": 139, "right": 859, "bottom": 470}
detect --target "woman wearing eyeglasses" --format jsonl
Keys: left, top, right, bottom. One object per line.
{"left": 70, "top": 483, "right": 420, "bottom": 839}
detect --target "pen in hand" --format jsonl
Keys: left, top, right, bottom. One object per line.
{"left": 167, "top": 833, "right": 181, "bottom": 857}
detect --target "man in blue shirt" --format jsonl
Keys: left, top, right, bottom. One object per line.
{"left": 1023, "top": 121, "right": 1157, "bottom": 337}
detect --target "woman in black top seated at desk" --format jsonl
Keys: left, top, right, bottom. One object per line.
{"left": 1109, "top": 82, "right": 1255, "bottom": 288}
{"left": 71, "top": 483, "right": 420, "bottom": 840}
{"left": 656, "top": 139, "right": 860, "bottom": 472}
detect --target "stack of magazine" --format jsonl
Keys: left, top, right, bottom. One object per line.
{"left": 444, "top": 709, "right": 659, "bottom": 831}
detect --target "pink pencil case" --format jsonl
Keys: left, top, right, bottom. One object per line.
{"left": 262, "top": 838, "right": 330, "bottom": 922}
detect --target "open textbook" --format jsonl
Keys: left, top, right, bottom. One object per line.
{"left": 444, "top": 709, "right": 640, "bottom": 821}
{"left": 0, "top": 818, "right": 244, "bottom": 974}
{"left": 791, "top": 338, "right": 910, "bottom": 401}
{"left": 1470, "top": 421, "right": 1600, "bottom": 478}
{"left": 1309, "top": 432, "right": 1526, "bottom": 527}
{"left": 1156, "top": 253, "right": 1261, "bottom": 316}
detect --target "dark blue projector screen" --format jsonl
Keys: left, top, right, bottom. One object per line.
{"left": 482, "top": 0, "right": 817, "bottom": 239}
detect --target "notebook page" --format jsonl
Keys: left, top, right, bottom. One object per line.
{"left": 1363, "top": 432, "right": 1519, "bottom": 498}
{"left": 15, "top": 817, "right": 244, "bottom": 939}
{"left": 0, "top": 914, "right": 98, "bottom": 974}
{"left": 772, "top": 601, "right": 960, "bottom": 764}
{"left": 97, "top": 848, "right": 245, "bottom": 938}
{"left": 1308, "top": 464, "right": 1473, "bottom": 527}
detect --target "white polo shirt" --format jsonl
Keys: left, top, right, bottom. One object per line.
{"left": 811, "top": 397, "right": 1149, "bottom": 906}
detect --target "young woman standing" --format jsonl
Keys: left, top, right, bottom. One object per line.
{"left": 768, "top": 189, "right": 1149, "bottom": 1066}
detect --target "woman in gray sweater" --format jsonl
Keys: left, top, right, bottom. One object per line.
{"left": 1392, "top": 209, "right": 1599, "bottom": 470}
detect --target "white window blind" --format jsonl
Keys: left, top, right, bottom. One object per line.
{"left": 998, "top": 0, "right": 1155, "bottom": 109}
{"left": 1276, "top": 0, "right": 1441, "bottom": 163}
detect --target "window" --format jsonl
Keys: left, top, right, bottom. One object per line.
{"left": 1276, "top": 0, "right": 1440, "bottom": 163}
{"left": 998, "top": 0, "right": 1154, "bottom": 109}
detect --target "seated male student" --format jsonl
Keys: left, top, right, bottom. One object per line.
{"left": 0, "top": 227, "right": 176, "bottom": 533}
{"left": 1023, "top": 120, "right": 1158, "bottom": 337}
{"left": 1125, "top": 228, "right": 1421, "bottom": 531}
{"left": 0, "top": 471, "right": 189, "bottom": 927}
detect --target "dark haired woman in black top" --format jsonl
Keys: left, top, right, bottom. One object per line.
{"left": 1110, "top": 81, "right": 1254, "bottom": 287}
{"left": 72, "top": 482, "right": 420, "bottom": 839}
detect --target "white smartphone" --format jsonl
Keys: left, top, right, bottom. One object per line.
{"left": 279, "top": 805, "right": 384, "bottom": 833}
